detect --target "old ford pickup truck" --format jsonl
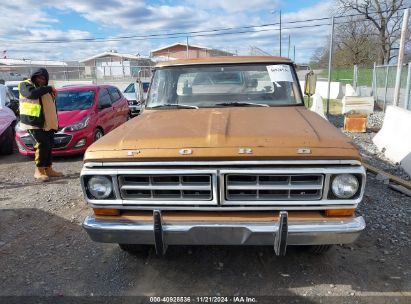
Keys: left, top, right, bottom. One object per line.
{"left": 81, "top": 56, "right": 366, "bottom": 256}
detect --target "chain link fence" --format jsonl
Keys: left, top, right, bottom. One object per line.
{"left": 0, "top": 64, "right": 153, "bottom": 90}
{"left": 2, "top": 62, "right": 411, "bottom": 108}
{"left": 373, "top": 63, "right": 411, "bottom": 110}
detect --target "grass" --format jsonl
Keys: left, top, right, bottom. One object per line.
{"left": 320, "top": 68, "right": 373, "bottom": 87}
{"left": 304, "top": 96, "right": 342, "bottom": 115}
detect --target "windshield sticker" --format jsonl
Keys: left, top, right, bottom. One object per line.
{"left": 266, "top": 65, "right": 294, "bottom": 82}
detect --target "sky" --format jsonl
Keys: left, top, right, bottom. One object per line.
{"left": 0, "top": 0, "right": 335, "bottom": 63}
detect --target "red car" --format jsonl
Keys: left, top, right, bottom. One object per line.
{"left": 15, "top": 85, "right": 129, "bottom": 156}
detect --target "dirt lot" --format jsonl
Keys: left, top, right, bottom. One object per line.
{"left": 0, "top": 120, "right": 410, "bottom": 303}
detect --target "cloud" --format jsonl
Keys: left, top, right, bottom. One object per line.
{"left": 0, "top": 0, "right": 334, "bottom": 63}
{"left": 184, "top": 0, "right": 279, "bottom": 13}
{"left": 0, "top": 4, "right": 52, "bottom": 37}
{"left": 28, "top": 29, "right": 92, "bottom": 41}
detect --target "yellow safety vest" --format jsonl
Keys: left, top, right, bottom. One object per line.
{"left": 18, "top": 80, "right": 44, "bottom": 127}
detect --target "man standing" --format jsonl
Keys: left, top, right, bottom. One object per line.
{"left": 19, "top": 68, "right": 64, "bottom": 181}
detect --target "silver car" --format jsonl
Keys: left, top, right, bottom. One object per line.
{"left": 123, "top": 81, "right": 150, "bottom": 116}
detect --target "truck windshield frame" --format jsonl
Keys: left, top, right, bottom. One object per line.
{"left": 146, "top": 63, "right": 304, "bottom": 109}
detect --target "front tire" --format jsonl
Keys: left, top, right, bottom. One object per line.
{"left": 305, "top": 245, "right": 333, "bottom": 254}
{"left": 0, "top": 125, "right": 14, "bottom": 155}
{"left": 118, "top": 244, "right": 151, "bottom": 254}
{"left": 93, "top": 128, "right": 103, "bottom": 142}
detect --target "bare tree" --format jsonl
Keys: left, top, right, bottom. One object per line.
{"left": 310, "top": 46, "right": 329, "bottom": 68}
{"left": 337, "top": 0, "right": 408, "bottom": 64}
{"left": 310, "top": 18, "right": 378, "bottom": 68}
{"left": 334, "top": 17, "right": 379, "bottom": 66}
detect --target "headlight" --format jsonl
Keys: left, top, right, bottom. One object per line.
{"left": 87, "top": 176, "right": 113, "bottom": 199}
{"left": 128, "top": 100, "right": 140, "bottom": 105}
{"left": 331, "top": 174, "right": 359, "bottom": 199}
{"left": 63, "top": 116, "right": 91, "bottom": 132}
{"left": 15, "top": 122, "right": 27, "bottom": 133}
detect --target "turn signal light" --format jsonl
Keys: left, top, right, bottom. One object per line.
{"left": 325, "top": 209, "right": 355, "bottom": 217}
{"left": 93, "top": 208, "right": 120, "bottom": 216}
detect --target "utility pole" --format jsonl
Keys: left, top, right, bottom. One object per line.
{"left": 287, "top": 35, "right": 291, "bottom": 58}
{"left": 271, "top": 9, "right": 282, "bottom": 56}
{"left": 393, "top": 8, "right": 409, "bottom": 107}
{"left": 293, "top": 45, "right": 296, "bottom": 62}
{"left": 279, "top": 10, "right": 282, "bottom": 57}
{"left": 326, "top": 16, "right": 335, "bottom": 117}
{"left": 405, "top": 62, "right": 411, "bottom": 110}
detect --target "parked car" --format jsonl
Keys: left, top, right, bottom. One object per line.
{"left": 5, "top": 86, "right": 19, "bottom": 117}
{"left": 123, "top": 80, "right": 150, "bottom": 116}
{"left": 0, "top": 106, "right": 17, "bottom": 155}
{"left": 5, "top": 81, "right": 20, "bottom": 99}
{"left": 81, "top": 56, "right": 366, "bottom": 256}
{"left": 15, "top": 85, "right": 129, "bottom": 156}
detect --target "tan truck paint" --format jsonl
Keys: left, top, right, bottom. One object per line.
{"left": 84, "top": 107, "right": 360, "bottom": 162}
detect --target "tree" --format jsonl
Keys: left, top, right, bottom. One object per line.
{"left": 337, "top": 0, "right": 408, "bottom": 64}
{"left": 310, "top": 46, "right": 329, "bottom": 69}
{"left": 333, "top": 16, "right": 379, "bottom": 67}
{"left": 310, "top": 17, "right": 378, "bottom": 68}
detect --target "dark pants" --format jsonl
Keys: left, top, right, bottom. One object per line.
{"left": 29, "top": 129, "right": 54, "bottom": 167}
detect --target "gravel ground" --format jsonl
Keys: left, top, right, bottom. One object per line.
{"left": 0, "top": 120, "right": 410, "bottom": 303}
{"left": 329, "top": 111, "right": 410, "bottom": 181}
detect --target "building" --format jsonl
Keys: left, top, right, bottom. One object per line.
{"left": 80, "top": 50, "right": 154, "bottom": 79}
{"left": 150, "top": 43, "right": 234, "bottom": 61}
{"left": 0, "top": 58, "right": 70, "bottom": 81}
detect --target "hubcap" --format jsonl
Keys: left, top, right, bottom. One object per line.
{"left": 94, "top": 131, "right": 102, "bottom": 141}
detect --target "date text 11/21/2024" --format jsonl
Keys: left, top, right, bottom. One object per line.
{"left": 149, "top": 296, "right": 257, "bottom": 303}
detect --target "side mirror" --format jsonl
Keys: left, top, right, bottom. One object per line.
{"left": 304, "top": 71, "right": 317, "bottom": 96}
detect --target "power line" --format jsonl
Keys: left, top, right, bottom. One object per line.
{"left": 0, "top": 23, "right": 331, "bottom": 45}
{"left": 0, "top": 6, "right": 409, "bottom": 45}
{"left": 0, "top": 18, "right": 330, "bottom": 44}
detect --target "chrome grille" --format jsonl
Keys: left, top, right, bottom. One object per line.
{"left": 119, "top": 174, "right": 213, "bottom": 202}
{"left": 224, "top": 174, "right": 324, "bottom": 202}
{"left": 81, "top": 163, "right": 366, "bottom": 210}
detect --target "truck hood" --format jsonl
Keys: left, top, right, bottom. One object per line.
{"left": 85, "top": 107, "right": 360, "bottom": 161}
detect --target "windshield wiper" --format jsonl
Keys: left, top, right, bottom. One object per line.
{"left": 149, "top": 104, "right": 199, "bottom": 109}
{"left": 215, "top": 101, "right": 269, "bottom": 107}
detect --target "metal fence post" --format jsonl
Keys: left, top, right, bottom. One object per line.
{"left": 405, "top": 62, "right": 411, "bottom": 110}
{"left": 393, "top": 9, "right": 409, "bottom": 106}
{"left": 372, "top": 62, "right": 376, "bottom": 98}
{"left": 353, "top": 65, "right": 358, "bottom": 89}
{"left": 383, "top": 66, "right": 389, "bottom": 111}
{"left": 326, "top": 16, "right": 335, "bottom": 117}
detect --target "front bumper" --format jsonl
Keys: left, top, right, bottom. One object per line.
{"left": 128, "top": 105, "right": 141, "bottom": 115}
{"left": 83, "top": 212, "right": 365, "bottom": 254}
{"left": 15, "top": 130, "right": 92, "bottom": 156}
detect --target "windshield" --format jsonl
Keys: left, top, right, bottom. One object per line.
{"left": 124, "top": 83, "right": 135, "bottom": 93}
{"left": 146, "top": 63, "right": 303, "bottom": 108}
{"left": 56, "top": 90, "right": 95, "bottom": 111}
